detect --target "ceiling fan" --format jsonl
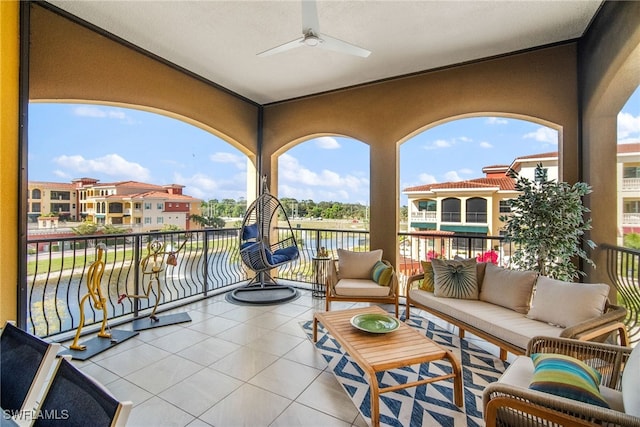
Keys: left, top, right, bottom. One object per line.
{"left": 257, "top": 0, "right": 371, "bottom": 58}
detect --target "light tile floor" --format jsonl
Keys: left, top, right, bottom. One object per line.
{"left": 63, "top": 289, "right": 509, "bottom": 427}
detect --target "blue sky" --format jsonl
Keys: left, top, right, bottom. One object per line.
{"left": 28, "top": 88, "right": 639, "bottom": 206}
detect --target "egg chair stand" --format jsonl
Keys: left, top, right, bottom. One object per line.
{"left": 231, "top": 177, "right": 300, "bottom": 305}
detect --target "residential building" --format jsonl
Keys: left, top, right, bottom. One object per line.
{"left": 405, "top": 144, "right": 640, "bottom": 248}
{"left": 27, "top": 181, "right": 78, "bottom": 222}
{"left": 30, "top": 178, "right": 201, "bottom": 232}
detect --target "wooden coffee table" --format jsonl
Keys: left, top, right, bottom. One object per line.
{"left": 313, "top": 306, "right": 463, "bottom": 427}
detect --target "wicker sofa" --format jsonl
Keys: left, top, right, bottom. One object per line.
{"left": 405, "top": 261, "right": 628, "bottom": 360}
{"left": 483, "top": 336, "right": 640, "bottom": 426}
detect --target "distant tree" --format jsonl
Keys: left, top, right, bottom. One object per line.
{"left": 72, "top": 221, "right": 98, "bottom": 235}
{"left": 102, "top": 224, "right": 127, "bottom": 234}
{"left": 624, "top": 233, "right": 640, "bottom": 250}
{"left": 190, "top": 214, "right": 225, "bottom": 228}
{"left": 161, "top": 224, "right": 182, "bottom": 232}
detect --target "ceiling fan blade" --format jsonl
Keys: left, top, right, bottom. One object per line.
{"left": 319, "top": 34, "right": 371, "bottom": 58}
{"left": 301, "top": 0, "right": 320, "bottom": 34}
{"left": 257, "top": 37, "right": 304, "bottom": 57}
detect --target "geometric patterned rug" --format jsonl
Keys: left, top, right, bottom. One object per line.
{"left": 300, "top": 311, "right": 509, "bottom": 426}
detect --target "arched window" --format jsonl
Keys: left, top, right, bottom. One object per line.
{"left": 32, "top": 189, "right": 41, "bottom": 199}
{"left": 441, "top": 198, "right": 461, "bottom": 222}
{"left": 466, "top": 197, "right": 487, "bottom": 223}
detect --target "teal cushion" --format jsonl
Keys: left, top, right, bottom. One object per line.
{"left": 431, "top": 258, "right": 478, "bottom": 299}
{"left": 529, "top": 353, "right": 610, "bottom": 408}
{"left": 371, "top": 261, "right": 393, "bottom": 286}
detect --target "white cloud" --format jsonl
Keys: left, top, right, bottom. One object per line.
{"left": 209, "top": 152, "right": 246, "bottom": 169}
{"left": 479, "top": 141, "right": 493, "bottom": 148}
{"left": 444, "top": 170, "right": 463, "bottom": 181}
{"left": 524, "top": 127, "right": 558, "bottom": 144}
{"left": 486, "top": 117, "right": 508, "bottom": 125}
{"left": 418, "top": 173, "right": 437, "bottom": 184}
{"left": 618, "top": 112, "right": 640, "bottom": 143}
{"left": 52, "top": 169, "right": 71, "bottom": 179}
{"left": 278, "top": 153, "right": 368, "bottom": 201}
{"left": 53, "top": 154, "right": 150, "bottom": 181}
{"left": 315, "top": 136, "right": 341, "bottom": 149}
{"left": 72, "top": 105, "right": 132, "bottom": 122}
{"left": 459, "top": 168, "right": 473, "bottom": 175}
{"left": 172, "top": 171, "right": 247, "bottom": 201}
{"left": 424, "top": 139, "right": 452, "bottom": 150}
{"left": 458, "top": 136, "right": 472, "bottom": 143}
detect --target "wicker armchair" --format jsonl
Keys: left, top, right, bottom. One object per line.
{"left": 325, "top": 250, "right": 400, "bottom": 317}
{"left": 483, "top": 336, "right": 640, "bottom": 427}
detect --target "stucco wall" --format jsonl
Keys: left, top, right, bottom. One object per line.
{"left": 29, "top": 4, "right": 259, "bottom": 158}
{"left": 580, "top": 0, "right": 640, "bottom": 287}
{"left": 263, "top": 44, "right": 580, "bottom": 261}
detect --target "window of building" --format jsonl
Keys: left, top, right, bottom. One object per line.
{"left": 144, "top": 217, "right": 151, "bottom": 224}
{"left": 32, "top": 189, "right": 41, "bottom": 199}
{"left": 157, "top": 217, "right": 164, "bottom": 224}
{"left": 108, "top": 202, "right": 123, "bottom": 214}
{"left": 466, "top": 197, "right": 487, "bottom": 223}
{"left": 624, "top": 200, "right": 640, "bottom": 213}
{"left": 144, "top": 202, "right": 151, "bottom": 210}
{"left": 32, "top": 202, "right": 41, "bottom": 213}
{"left": 157, "top": 203, "right": 163, "bottom": 210}
{"left": 418, "top": 200, "right": 436, "bottom": 211}
{"left": 624, "top": 166, "right": 640, "bottom": 179}
{"left": 499, "top": 200, "right": 511, "bottom": 213}
{"left": 535, "top": 167, "right": 548, "bottom": 182}
{"left": 441, "top": 198, "right": 461, "bottom": 222}
{"left": 50, "top": 191, "right": 71, "bottom": 200}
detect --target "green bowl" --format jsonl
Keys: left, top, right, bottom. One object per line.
{"left": 350, "top": 313, "right": 400, "bottom": 334}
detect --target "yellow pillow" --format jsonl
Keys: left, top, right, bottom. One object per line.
{"left": 419, "top": 261, "right": 435, "bottom": 292}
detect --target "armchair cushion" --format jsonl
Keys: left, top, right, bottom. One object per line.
{"left": 371, "top": 261, "right": 393, "bottom": 286}
{"left": 334, "top": 279, "right": 391, "bottom": 297}
{"left": 479, "top": 263, "right": 538, "bottom": 314}
{"left": 621, "top": 343, "right": 640, "bottom": 416}
{"left": 529, "top": 353, "right": 610, "bottom": 409}
{"left": 432, "top": 258, "right": 479, "bottom": 299}
{"left": 337, "top": 249, "right": 382, "bottom": 279}
{"left": 527, "top": 277, "right": 609, "bottom": 327}
{"left": 419, "top": 261, "right": 435, "bottom": 292}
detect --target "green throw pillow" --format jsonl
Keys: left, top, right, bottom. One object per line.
{"left": 371, "top": 260, "right": 393, "bottom": 286}
{"left": 431, "top": 258, "right": 478, "bottom": 299}
{"left": 529, "top": 353, "right": 610, "bottom": 409}
{"left": 419, "top": 261, "right": 435, "bottom": 292}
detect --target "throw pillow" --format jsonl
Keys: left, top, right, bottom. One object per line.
{"left": 419, "top": 261, "right": 435, "bottom": 292}
{"left": 337, "top": 249, "right": 383, "bottom": 279}
{"left": 527, "top": 277, "right": 609, "bottom": 327}
{"left": 621, "top": 343, "right": 640, "bottom": 417}
{"left": 242, "top": 223, "right": 259, "bottom": 241}
{"left": 431, "top": 258, "right": 479, "bottom": 299}
{"left": 529, "top": 353, "right": 610, "bottom": 409}
{"left": 479, "top": 263, "right": 538, "bottom": 313}
{"left": 371, "top": 260, "right": 393, "bottom": 286}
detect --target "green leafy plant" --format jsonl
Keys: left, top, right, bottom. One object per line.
{"left": 500, "top": 164, "right": 595, "bottom": 281}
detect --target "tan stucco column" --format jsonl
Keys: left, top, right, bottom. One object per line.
{"left": 0, "top": 0, "right": 20, "bottom": 324}
{"left": 369, "top": 140, "right": 398, "bottom": 263}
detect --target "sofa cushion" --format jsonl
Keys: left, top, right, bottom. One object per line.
{"left": 622, "top": 343, "right": 640, "bottom": 416}
{"left": 419, "top": 261, "right": 435, "bottom": 292}
{"left": 529, "top": 353, "right": 610, "bottom": 408}
{"left": 337, "top": 249, "right": 383, "bottom": 279}
{"left": 409, "top": 289, "right": 563, "bottom": 350}
{"left": 335, "top": 278, "right": 391, "bottom": 297}
{"left": 498, "top": 355, "right": 624, "bottom": 412}
{"left": 432, "top": 258, "right": 478, "bottom": 299}
{"left": 480, "top": 263, "right": 538, "bottom": 314}
{"left": 371, "top": 260, "right": 393, "bottom": 286}
{"left": 527, "top": 277, "right": 609, "bottom": 327}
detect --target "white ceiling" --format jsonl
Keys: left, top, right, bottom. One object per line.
{"left": 47, "top": 0, "right": 603, "bottom": 105}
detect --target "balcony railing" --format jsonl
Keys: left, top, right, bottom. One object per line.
{"left": 622, "top": 213, "right": 640, "bottom": 225}
{"left": 602, "top": 243, "right": 640, "bottom": 345}
{"left": 622, "top": 177, "right": 640, "bottom": 190}
{"left": 27, "top": 227, "right": 517, "bottom": 340}
{"left": 410, "top": 211, "right": 437, "bottom": 222}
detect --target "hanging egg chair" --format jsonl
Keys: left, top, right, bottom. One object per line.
{"left": 230, "top": 177, "right": 300, "bottom": 304}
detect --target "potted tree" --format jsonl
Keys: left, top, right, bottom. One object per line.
{"left": 500, "top": 164, "right": 595, "bottom": 281}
